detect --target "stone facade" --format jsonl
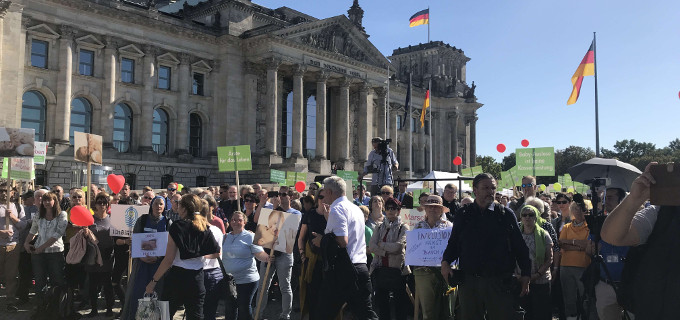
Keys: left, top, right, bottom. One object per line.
{"left": 0, "top": 0, "right": 481, "bottom": 189}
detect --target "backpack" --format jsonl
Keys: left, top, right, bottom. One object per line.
{"left": 617, "top": 205, "right": 680, "bottom": 318}
{"left": 38, "top": 285, "right": 77, "bottom": 320}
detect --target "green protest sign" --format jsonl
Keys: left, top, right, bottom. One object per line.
{"left": 270, "top": 169, "right": 286, "bottom": 184}
{"left": 285, "top": 172, "right": 307, "bottom": 186}
{"left": 470, "top": 166, "right": 483, "bottom": 176}
{"left": 217, "top": 145, "right": 252, "bottom": 172}
{"left": 515, "top": 147, "right": 555, "bottom": 177}
{"left": 2, "top": 158, "right": 7, "bottom": 178}
{"left": 508, "top": 166, "right": 521, "bottom": 187}
{"left": 412, "top": 189, "right": 430, "bottom": 206}
{"left": 337, "top": 170, "right": 358, "bottom": 181}
{"left": 461, "top": 168, "right": 473, "bottom": 176}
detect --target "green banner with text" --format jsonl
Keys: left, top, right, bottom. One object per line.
{"left": 217, "top": 145, "right": 252, "bottom": 172}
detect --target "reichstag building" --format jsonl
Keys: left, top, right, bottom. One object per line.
{"left": 0, "top": 0, "right": 482, "bottom": 189}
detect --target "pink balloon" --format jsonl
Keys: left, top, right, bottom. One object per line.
{"left": 521, "top": 139, "right": 530, "bottom": 147}
{"left": 295, "top": 181, "right": 306, "bottom": 193}
{"left": 497, "top": 144, "right": 506, "bottom": 153}
{"left": 70, "top": 205, "right": 94, "bottom": 227}
{"left": 107, "top": 174, "right": 126, "bottom": 194}
{"left": 452, "top": 156, "right": 462, "bottom": 166}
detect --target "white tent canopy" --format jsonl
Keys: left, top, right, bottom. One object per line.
{"left": 405, "top": 171, "right": 473, "bottom": 194}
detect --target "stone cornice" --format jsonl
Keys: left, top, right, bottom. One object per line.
{"left": 0, "top": 1, "right": 11, "bottom": 18}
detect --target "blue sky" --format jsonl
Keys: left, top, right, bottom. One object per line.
{"left": 246, "top": 0, "right": 680, "bottom": 161}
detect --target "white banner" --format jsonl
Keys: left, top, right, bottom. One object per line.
{"left": 401, "top": 208, "right": 426, "bottom": 230}
{"left": 110, "top": 204, "right": 148, "bottom": 237}
{"left": 405, "top": 227, "right": 452, "bottom": 267}
{"left": 131, "top": 232, "right": 168, "bottom": 258}
{"left": 254, "top": 208, "right": 302, "bottom": 254}
{"left": 34, "top": 142, "right": 48, "bottom": 165}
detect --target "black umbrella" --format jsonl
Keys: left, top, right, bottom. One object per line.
{"left": 567, "top": 157, "right": 642, "bottom": 191}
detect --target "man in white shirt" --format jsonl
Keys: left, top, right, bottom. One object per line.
{"left": 311, "top": 176, "right": 378, "bottom": 319}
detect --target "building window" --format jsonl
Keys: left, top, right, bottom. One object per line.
{"left": 121, "top": 58, "right": 134, "bottom": 83}
{"left": 304, "top": 95, "right": 316, "bottom": 158}
{"left": 160, "top": 174, "right": 173, "bottom": 189}
{"left": 124, "top": 173, "right": 137, "bottom": 190}
{"left": 152, "top": 109, "right": 169, "bottom": 155}
{"left": 424, "top": 120, "right": 430, "bottom": 135}
{"left": 113, "top": 103, "right": 132, "bottom": 152}
{"left": 69, "top": 97, "right": 92, "bottom": 144}
{"left": 196, "top": 176, "right": 207, "bottom": 187}
{"left": 31, "top": 40, "right": 48, "bottom": 69}
{"left": 21, "top": 91, "right": 47, "bottom": 142}
{"left": 158, "top": 66, "right": 171, "bottom": 90}
{"left": 79, "top": 49, "right": 94, "bottom": 76}
{"left": 35, "top": 169, "right": 47, "bottom": 186}
{"left": 411, "top": 117, "right": 416, "bottom": 133}
{"left": 397, "top": 115, "right": 403, "bottom": 130}
{"left": 281, "top": 92, "right": 293, "bottom": 158}
{"left": 425, "top": 148, "right": 430, "bottom": 172}
{"left": 189, "top": 113, "right": 202, "bottom": 157}
{"left": 192, "top": 73, "right": 204, "bottom": 96}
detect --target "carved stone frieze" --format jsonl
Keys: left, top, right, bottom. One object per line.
{"left": 297, "top": 25, "right": 367, "bottom": 63}
{"left": 59, "top": 24, "right": 77, "bottom": 40}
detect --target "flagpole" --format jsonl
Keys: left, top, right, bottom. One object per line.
{"left": 428, "top": 79, "right": 432, "bottom": 172}
{"left": 386, "top": 63, "right": 390, "bottom": 138}
{"left": 427, "top": 6, "right": 430, "bottom": 43}
{"left": 409, "top": 71, "right": 413, "bottom": 179}
{"left": 593, "top": 32, "right": 600, "bottom": 157}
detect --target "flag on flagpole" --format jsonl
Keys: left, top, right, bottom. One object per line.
{"left": 567, "top": 41, "right": 595, "bottom": 105}
{"left": 409, "top": 9, "right": 429, "bottom": 27}
{"left": 402, "top": 73, "right": 411, "bottom": 128}
{"left": 420, "top": 90, "right": 430, "bottom": 128}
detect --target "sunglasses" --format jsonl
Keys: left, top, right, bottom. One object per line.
{"left": 279, "top": 193, "right": 289, "bottom": 197}
{"left": 521, "top": 183, "right": 534, "bottom": 188}
{"left": 385, "top": 207, "right": 399, "bottom": 211}
{"left": 381, "top": 192, "right": 392, "bottom": 195}
{"left": 167, "top": 188, "right": 177, "bottom": 192}
{"left": 143, "top": 196, "right": 153, "bottom": 200}
{"left": 72, "top": 195, "right": 83, "bottom": 199}
{"left": 317, "top": 195, "right": 324, "bottom": 200}
{"left": 521, "top": 214, "right": 535, "bottom": 218}
{"left": 555, "top": 200, "right": 569, "bottom": 204}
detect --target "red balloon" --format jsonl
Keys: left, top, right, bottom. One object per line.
{"left": 295, "top": 181, "right": 306, "bottom": 193}
{"left": 452, "top": 156, "right": 462, "bottom": 166}
{"left": 107, "top": 174, "right": 126, "bottom": 194}
{"left": 521, "top": 139, "right": 530, "bottom": 147}
{"left": 70, "top": 205, "right": 94, "bottom": 227}
{"left": 497, "top": 144, "right": 506, "bottom": 153}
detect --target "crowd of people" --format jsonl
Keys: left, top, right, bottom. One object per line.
{"left": 0, "top": 162, "right": 672, "bottom": 320}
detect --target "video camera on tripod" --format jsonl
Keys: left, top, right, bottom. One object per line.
{"left": 375, "top": 138, "right": 392, "bottom": 159}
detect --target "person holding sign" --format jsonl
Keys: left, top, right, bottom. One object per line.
{"left": 369, "top": 198, "right": 410, "bottom": 320}
{"left": 441, "top": 173, "right": 531, "bottom": 320}
{"left": 413, "top": 195, "right": 453, "bottom": 320}
{"left": 145, "top": 194, "right": 220, "bottom": 320}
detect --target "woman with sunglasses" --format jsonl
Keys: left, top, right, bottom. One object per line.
{"left": 298, "top": 190, "right": 330, "bottom": 318}
{"left": 369, "top": 197, "right": 410, "bottom": 320}
{"left": 553, "top": 193, "right": 572, "bottom": 234}
{"left": 24, "top": 192, "right": 68, "bottom": 314}
{"left": 242, "top": 193, "right": 259, "bottom": 232}
{"left": 558, "top": 194, "right": 595, "bottom": 320}
{"left": 517, "top": 205, "right": 554, "bottom": 320}
{"left": 85, "top": 192, "right": 116, "bottom": 317}
{"left": 120, "top": 196, "right": 171, "bottom": 320}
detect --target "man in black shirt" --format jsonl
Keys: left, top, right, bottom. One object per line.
{"left": 442, "top": 183, "right": 460, "bottom": 222}
{"left": 441, "top": 173, "right": 531, "bottom": 320}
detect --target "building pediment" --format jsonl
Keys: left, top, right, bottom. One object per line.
{"left": 119, "top": 44, "right": 145, "bottom": 58}
{"left": 191, "top": 60, "right": 212, "bottom": 73}
{"left": 27, "top": 23, "right": 60, "bottom": 40}
{"left": 272, "top": 15, "right": 389, "bottom": 69}
{"left": 76, "top": 34, "right": 105, "bottom": 50}
{"left": 157, "top": 52, "right": 180, "bottom": 65}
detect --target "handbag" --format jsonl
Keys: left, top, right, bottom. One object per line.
{"left": 135, "top": 292, "right": 161, "bottom": 320}
{"left": 217, "top": 257, "right": 238, "bottom": 300}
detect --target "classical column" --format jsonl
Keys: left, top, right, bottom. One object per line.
{"left": 265, "top": 58, "right": 280, "bottom": 155}
{"left": 338, "top": 77, "right": 351, "bottom": 161}
{"left": 470, "top": 113, "right": 478, "bottom": 166}
{"left": 101, "top": 36, "right": 118, "bottom": 147}
{"left": 54, "top": 25, "right": 76, "bottom": 144}
{"left": 291, "top": 65, "right": 305, "bottom": 158}
{"left": 139, "top": 45, "right": 156, "bottom": 151}
{"left": 465, "top": 115, "right": 471, "bottom": 167}
{"left": 315, "top": 71, "right": 329, "bottom": 159}
{"left": 357, "top": 83, "right": 372, "bottom": 162}
{"left": 374, "top": 87, "right": 387, "bottom": 139}
{"left": 450, "top": 110, "right": 459, "bottom": 171}
{"left": 242, "top": 61, "right": 258, "bottom": 150}
{"left": 441, "top": 110, "right": 451, "bottom": 171}
{"left": 175, "top": 53, "right": 191, "bottom": 155}
{"left": 389, "top": 105, "right": 398, "bottom": 157}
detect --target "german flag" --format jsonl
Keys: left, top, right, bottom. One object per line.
{"left": 409, "top": 9, "right": 429, "bottom": 27}
{"left": 567, "top": 41, "right": 595, "bottom": 105}
{"left": 420, "top": 90, "right": 430, "bottom": 128}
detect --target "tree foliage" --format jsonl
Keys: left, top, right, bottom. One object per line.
{"left": 555, "top": 146, "right": 596, "bottom": 176}
{"left": 501, "top": 153, "right": 516, "bottom": 171}
{"left": 601, "top": 139, "right": 680, "bottom": 171}
{"left": 476, "top": 155, "right": 502, "bottom": 180}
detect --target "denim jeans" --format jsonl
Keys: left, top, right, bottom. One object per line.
{"left": 226, "top": 280, "right": 259, "bottom": 320}
{"left": 202, "top": 267, "right": 224, "bottom": 320}
{"left": 31, "top": 252, "right": 65, "bottom": 306}
{"left": 257, "top": 252, "right": 293, "bottom": 319}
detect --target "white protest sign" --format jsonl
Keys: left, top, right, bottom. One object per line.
{"left": 131, "top": 232, "right": 168, "bottom": 258}
{"left": 405, "top": 227, "right": 452, "bottom": 267}
{"left": 10, "top": 157, "right": 33, "bottom": 181}
{"left": 110, "top": 204, "right": 148, "bottom": 237}
{"left": 254, "top": 208, "right": 302, "bottom": 254}
{"left": 34, "top": 142, "right": 48, "bottom": 165}
{"left": 401, "top": 208, "right": 426, "bottom": 230}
